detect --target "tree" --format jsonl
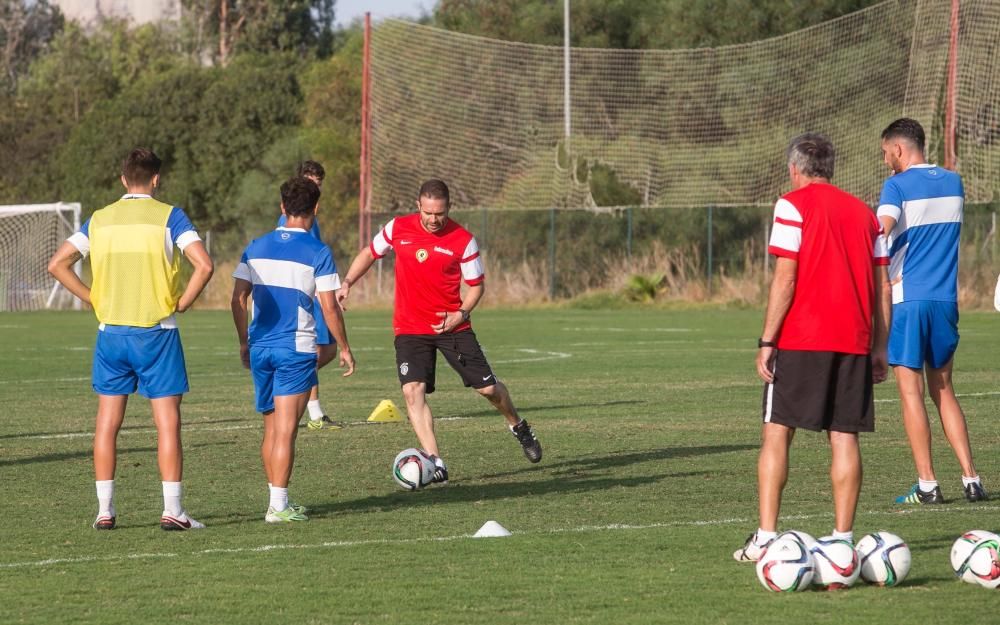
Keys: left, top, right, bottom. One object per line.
{"left": 0, "top": 0, "right": 63, "bottom": 92}
{"left": 181, "top": 0, "right": 336, "bottom": 66}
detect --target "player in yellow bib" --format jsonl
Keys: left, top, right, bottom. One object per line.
{"left": 48, "top": 148, "right": 214, "bottom": 531}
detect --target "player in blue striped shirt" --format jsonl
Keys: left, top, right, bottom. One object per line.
{"left": 877, "top": 118, "right": 987, "bottom": 504}
{"left": 231, "top": 176, "right": 356, "bottom": 523}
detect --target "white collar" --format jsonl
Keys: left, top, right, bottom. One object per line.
{"left": 122, "top": 193, "right": 152, "bottom": 199}
{"left": 276, "top": 226, "right": 307, "bottom": 233}
{"left": 909, "top": 163, "right": 936, "bottom": 169}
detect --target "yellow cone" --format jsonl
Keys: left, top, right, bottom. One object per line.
{"left": 367, "top": 399, "right": 404, "bottom": 423}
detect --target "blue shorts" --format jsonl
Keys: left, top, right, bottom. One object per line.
{"left": 250, "top": 346, "right": 318, "bottom": 413}
{"left": 93, "top": 326, "right": 189, "bottom": 398}
{"left": 313, "top": 298, "right": 334, "bottom": 346}
{"left": 888, "top": 301, "right": 959, "bottom": 369}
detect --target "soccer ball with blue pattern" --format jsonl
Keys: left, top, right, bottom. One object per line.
{"left": 856, "top": 531, "right": 911, "bottom": 586}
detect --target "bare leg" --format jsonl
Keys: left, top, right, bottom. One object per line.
{"left": 828, "top": 431, "right": 862, "bottom": 533}
{"left": 926, "top": 359, "right": 977, "bottom": 477}
{"left": 402, "top": 381, "right": 438, "bottom": 457}
{"left": 268, "top": 392, "right": 309, "bottom": 487}
{"left": 308, "top": 344, "right": 338, "bottom": 403}
{"left": 758, "top": 423, "right": 794, "bottom": 532}
{"left": 893, "top": 366, "right": 936, "bottom": 481}
{"left": 94, "top": 395, "right": 128, "bottom": 481}
{"left": 261, "top": 410, "right": 275, "bottom": 484}
{"left": 150, "top": 395, "right": 183, "bottom": 482}
{"left": 476, "top": 381, "right": 521, "bottom": 427}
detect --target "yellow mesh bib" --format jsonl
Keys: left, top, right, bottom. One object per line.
{"left": 88, "top": 198, "right": 181, "bottom": 326}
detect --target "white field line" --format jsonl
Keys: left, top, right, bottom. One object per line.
{"left": 1, "top": 349, "right": 572, "bottom": 386}
{"left": 4, "top": 504, "right": 1000, "bottom": 570}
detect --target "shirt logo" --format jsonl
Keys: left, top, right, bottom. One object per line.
{"left": 416, "top": 249, "right": 429, "bottom": 263}
{"left": 434, "top": 246, "right": 454, "bottom": 256}
{"left": 280, "top": 232, "right": 291, "bottom": 240}
{"left": 399, "top": 240, "right": 412, "bottom": 245}
{"left": 399, "top": 362, "right": 409, "bottom": 376}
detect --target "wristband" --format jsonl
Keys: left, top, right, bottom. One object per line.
{"left": 758, "top": 338, "right": 776, "bottom": 348}
{"left": 458, "top": 308, "right": 470, "bottom": 322}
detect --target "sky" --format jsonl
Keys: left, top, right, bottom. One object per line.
{"left": 336, "top": 0, "right": 432, "bottom": 28}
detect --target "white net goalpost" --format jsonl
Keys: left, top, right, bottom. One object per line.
{"left": 0, "top": 203, "right": 82, "bottom": 311}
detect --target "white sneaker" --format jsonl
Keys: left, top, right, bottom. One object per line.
{"left": 733, "top": 532, "right": 772, "bottom": 562}
{"left": 160, "top": 511, "right": 206, "bottom": 531}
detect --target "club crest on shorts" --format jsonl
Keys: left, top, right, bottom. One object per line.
{"left": 399, "top": 362, "right": 409, "bottom": 376}
{"left": 416, "top": 249, "right": 428, "bottom": 263}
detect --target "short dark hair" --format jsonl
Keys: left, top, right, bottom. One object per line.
{"left": 786, "top": 133, "right": 835, "bottom": 180}
{"left": 280, "top": 176, "right": 321, "bottom": 217}
{"left": 122, "top": 148, "right": 162, "bottom": 185}
{"left": 419, "top": 179, "right": 450, "bottom": 206}
{"left": 881, "top": 117, "right": 926, "bottom": 153}
{"left": 296, "top": 160, "right": 325, "bottom": 182}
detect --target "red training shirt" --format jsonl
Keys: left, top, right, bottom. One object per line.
{"left": 768, "top": 182, "right": 890, "bottom": 354}
{"left": 371, "top": 213, "right": 484, "bottom": 336}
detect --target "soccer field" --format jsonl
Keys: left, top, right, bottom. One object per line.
{"left": 1, "top": 308, "right": 999, "bottom": 624}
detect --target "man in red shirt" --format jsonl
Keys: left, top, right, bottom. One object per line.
{"left": 339, "top": 179, "right": 541, "bottom": 483}
{"left": 734, "top": 133, "right": 892, "bottom": 561}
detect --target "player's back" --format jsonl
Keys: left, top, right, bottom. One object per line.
{"left": 878, "top": 166, "right": 963, "bottom": 303}
{"left": 238, "top": 228, "right": 331, "bottom": 352}
{"left": 779, "top": 182, "right": 884, "bottom": 354}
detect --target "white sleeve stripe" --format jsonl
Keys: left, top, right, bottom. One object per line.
{"left": 462, "top": 237, "right": 479, "bottom": 260}
{"left": 175, "top": 230, "right": 202, "bottom": 252}
{"left": 874, "top": 234, "right": 889, "bottom": 259}
{"left": 372, "top": 230, "right": 391, "bottom": 257}
{"left": 315, "top": 273, "right": 342, "bottom": 292}
{"left": 876, "top": 204, "right": 901, "bottom": 221}
{"left": 461, "top": 257, "right": 484, "bottom": 281}
{"left": 769, "top": 222, "right": 801, "bottom": 252}
{"left": 774, "top": 198, "right": 803, "bottom": 222}
{"left": 67, "top": 232, "right": 90, "bottom": 257}
{"left": 232, "top": 263, "right": 251, "bottom": 281}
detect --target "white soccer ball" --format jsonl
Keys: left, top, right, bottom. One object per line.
{"left": 950, "top": 530, "right": 1000, "bottom": 582}
{"left": 392, "top": 448, "right": 435, "bottom": 491}
{"left": 756, "top": 537, "right": 815, "bottom": 592}
{"left": 777, "top": 530, "right": 818, "bottom": 553}
{"left": 952, "top": 531, "right": 1000, "bottom": 588}
{"left": 811, "top": 537, "right": 861, "bottom": 590}
{"left": 856, "top": 531, "right": 911, "bottom": 586}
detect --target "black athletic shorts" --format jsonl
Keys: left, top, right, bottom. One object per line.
{"left": 761, "top": 350, "right": 874, "bottom": 433}
{"left": 394, "top": 330, "right": 496, "bottom": 394}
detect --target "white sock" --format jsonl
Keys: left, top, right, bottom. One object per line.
{"left": 307, "top": 400, "right": 324, "bottom": 420}
{"left": 96, "top": 480, "right": 115, "bottom": 517}
{"left": 832, "top": 529, "right": 854, "bottom": 542}
{"left": 963, "top": 475, "right": 982, "bottom": 487}
{"left": 918, "top": 478, "right": 939, "bottom": 493}
{"left": 162, "top": 481, "right": 182, "bottom": 517}
{"left": 269, "top": 486, "right": 289, "bottom": 512}
{"left": 755, "top": 529, "right": 777, "bottom": 544}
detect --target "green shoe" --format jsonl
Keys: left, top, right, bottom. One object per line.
{"left": 306, "top": 416, "right": 343, "bottom": 430}
{"left": 895, "top": 483, "right": 944, "bottom": 504}
{"left": 288, "top": 501, "right": 307, "bottom": 514}
{"left": 265, "top": 506, "right": 308, "bottom": 523}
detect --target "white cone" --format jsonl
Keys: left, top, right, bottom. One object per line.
{"left": 474, "top": 520, "right": 512, "bottom": 538}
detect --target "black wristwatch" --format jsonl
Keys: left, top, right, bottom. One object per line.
{"left": 458, "top": 308, "right": 470, "bottom": 321}
{"left": 758, "top": 338, "right": 777, "bottom": 348}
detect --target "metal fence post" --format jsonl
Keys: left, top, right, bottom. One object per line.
{"left": 549, "top": 208, "right": 557, "bottom": 299}
{"left": 706, "top": 205, "right": 714, "bottom": 297}
{"left": 626, "top": 206, "right": 633, "bottom": 258}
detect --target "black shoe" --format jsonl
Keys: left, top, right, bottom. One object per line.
{"left": 431, "top": 463, "right": 449, "bottom": 485}
{"left": 965, "top": 482, "right": 989, "bottom": 502}
{"left": 512, "top": 420, "right": 542, "bottom": 463}
{"left": 895, "top": 483, "right": 945, "bottom": 504}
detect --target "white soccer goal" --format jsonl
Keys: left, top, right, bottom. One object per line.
{"left": 0, "top": 203, "right": 82, "bottom": 311}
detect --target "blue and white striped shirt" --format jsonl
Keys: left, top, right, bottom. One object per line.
{"left": 877, "top": 165, "right": 963, "bottom": 304}
{"left": 233, "top": 227, "right": 340, "bottom": 353}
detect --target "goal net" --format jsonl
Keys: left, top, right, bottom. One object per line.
{"left": 0, "top": 203, "right": 82, "bottom": 311}
{"left": 368, "top": 0, "right": 998, "bottom": 212}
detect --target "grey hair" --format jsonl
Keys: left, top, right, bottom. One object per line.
{"left": 786, "top": 133, "right": 835, "bottom": 180}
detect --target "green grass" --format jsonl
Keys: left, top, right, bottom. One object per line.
{"left": 1, "top": 308, "right": 999, "bottom": 624}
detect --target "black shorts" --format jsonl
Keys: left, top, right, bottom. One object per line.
{"left": 394, "top": 331, "right": 496, "bottom": 394}
{"left": 761, "top": 350, "right": 874, "bottom": 433}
